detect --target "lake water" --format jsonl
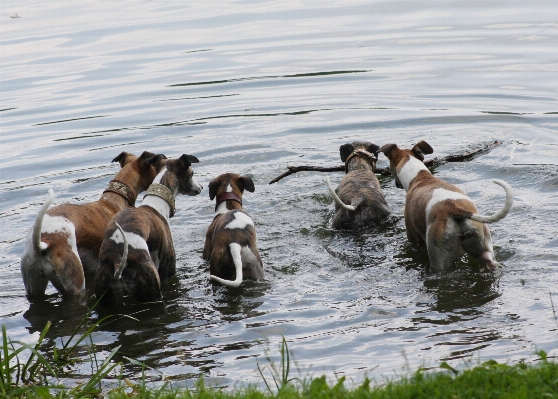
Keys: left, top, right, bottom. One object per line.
{"left": 1, "top": 0, "right": 557, "bottom": 389}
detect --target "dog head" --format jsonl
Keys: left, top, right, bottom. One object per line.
{"left": 160, "top": 154, "right": 202, "bottom": 196}
{"left": 339, "top": 141, "right": 380, "bottom": 173}
{"left": 112, "top": 151, "right": 168, "bottom": 193}
{"left": 208, "top": 173, "right": 255, "bottom": 209}
{"left": 379, "top": 140, "right": 433, "bottom": 189}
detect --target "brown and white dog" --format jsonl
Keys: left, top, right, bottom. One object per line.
{"left": 379, "top": 140, "right": 513, "bottom": 270}
{"left": 325, "top": 141, "right": 391, "bottom": 229}
{"left": 94, "top": 154, "right": 202, "bottom": 306}
{"left": 203, "top": 173, "right": 263, "bottom": 287}
{"left": 20, "top": 151, "right": 166, "bottom": 297}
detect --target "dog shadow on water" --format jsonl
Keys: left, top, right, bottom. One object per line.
{"left": 319, "top": 200, "right": 501, "bottom": 317}
{"left": 209, "top": 279, "right": 270, "bottom": 321}
{"left": 320, "top": 214, "right": 403, "bottom": 271}
{"left": 395, "top": 241, "right": 502, "bottom": 315}
{"left": 22, "top": 274, "right": 168, "bottom": 338}
{"left": 23, "top": 294, "right": 91, "bottom": 336}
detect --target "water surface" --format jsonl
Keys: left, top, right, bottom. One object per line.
{"left": 1, "top": 0, "right": 558, "bottom": 388}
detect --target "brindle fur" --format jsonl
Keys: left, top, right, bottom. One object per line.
{"left": 96, "top": 206, "right": 171, "bottom": 306}
{"left": 203, "top": 173, "right": 264, "bottom": 282}
{"left": 21, "top": 151, "right": 166, "bottom": 297}
{"left": 95, "top": 155, "right": 201, "bottom": 306}
{"left": 331, "top": 141, "right": 391, "bottom": 229}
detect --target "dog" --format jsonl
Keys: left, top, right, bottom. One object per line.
{"left": 203, "top": 173, "right": 263, "bottom": 287}
{"left": 94, "top": 154, "right": 202, "bottom": 306}
{"left": 379, "top": 140, "right": 513, "bottom": 270}
{"left": 325, "top": 141, "right": 391, "bottom": 229}
{"left": 20, "top": 151, "right": 166, "bottom": 297}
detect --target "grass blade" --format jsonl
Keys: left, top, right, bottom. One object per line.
{"left": 256, "top": 362, "right": 273, "bottom": 395}
{"left": 72, "top": 345, "right": 121, "bottom": 398}
{"left": 1, "top": 325, "right": 11, "bottom": 392}
{"left": 22, "top": 320, "right": 51, "bottom": 383}
{"left": 12, "top": 341, "right": 58, "bottom": 379}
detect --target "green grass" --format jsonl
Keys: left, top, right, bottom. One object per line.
{"left": 2, "top": 317, "right": 557, "bottom": 398}
{"left": 100, "top": 355, "right": 558, "bottom": 399}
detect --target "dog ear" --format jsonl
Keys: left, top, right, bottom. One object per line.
{"left": 415, "top": 140, "right": 433, "bottom": 154}
{"left": 177, "top": 154, "right": 199, "bottom": 168}
{"left": 145, "top": 154, "right": 167, "bottom": 170}
{"left": 366, "top": 143, "right": 380, "bottom": 157}
{"left": 412, "top": 141, "right": 433, "bottom": 161}
{"left": 139, "top": 151, "right": 156, "bottom": 160}
{"left": 238, "top": 176, "right": 255, "bottom": 193}
{"left": 208, "top": 178, "right": 221, "bottom": 200}
{"left": 112, "top": 152, "right": 135, "bottom": 168}
{"left": 339, "top": 144, "right": 355, "bottom": 162}
{"left": 378, "top": 143, "right": 397, "bottom": 158}
{"left": 136, "top": 151, "right": 158, "bottom": 166}
{"left": 185, "top": 154, "right": 199, "bottom": 164}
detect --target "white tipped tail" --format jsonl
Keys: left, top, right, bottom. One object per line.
{"left": 113, "top": 222, "right": 128, "bottom": 280}
{"left": 469, "top": 179, "right": 514, "bottom": 224}
{"left": 210, "top": 243, "right": 243, "bottom": 287}
{"left": 32, "top": 189, "right": 54, "bottom": 251}
{"left": 325, "top": 175, "right": 355, "bottom": 211}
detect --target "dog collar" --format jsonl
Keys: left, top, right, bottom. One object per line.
{"left": 103, "top": 180, "right": 136, "bottom": 206}
{"left": 344, "top": 149, "right": 377, "bottom": 173}
{"left": 215, "top": 192, "right": 242, "bottom": 211}
{"left": 144, "top": 183, "right": 176, "bottom": 218}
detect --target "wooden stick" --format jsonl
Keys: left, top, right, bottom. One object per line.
{"left": 269, "top": 140, "right": 502, "bottom": 184}
{"left": 268, "top": 165, "right": 345, "bottom": 184}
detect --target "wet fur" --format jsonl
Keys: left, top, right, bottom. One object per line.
{"left": 206, "top": 210, "right": 263, "bottom": 282}
{"left": 95, "top": 155, "right": 201, "bottom": 306}
{"left": 203, "top": 173, "right": 264, "bottom": 286}
{"left": 96, "top": 206, "right": 171, "bottom": 306}
{"left": 329, "top": 142, "right": 391, "bottom": 229}
{"left": 20, "top": 151, "right": 166, "bottom": 297}
{"left": 379, "top": 140, "right": 513, "bottom": 270}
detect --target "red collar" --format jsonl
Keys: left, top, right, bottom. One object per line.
{"left": 215, "top": 192, "right": 242, "bottom": 211}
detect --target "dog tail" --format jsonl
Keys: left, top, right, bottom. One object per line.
{"left": 469, "top": 180, "right": 514, "bottom": 224}
{"left": 325, "top": 175, "right": 355, "bottom": 211}
{"left": 113, "top": 222, "right": 129, "bottom": 280}
{"left": 32, "top": 189, "right": 54, "bottom": 251}
{"left": 210, "top": 243, "right": 243, "bottom": 287}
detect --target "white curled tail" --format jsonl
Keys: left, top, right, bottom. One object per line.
{"left": 325, "top": 175, "right": 355, "bottom": 211}
{"left": 113, "top": 222, "right": 128, "bottom": 280}
{"left": 469, "top": 179, "right": 514, "bottom": 224}
{"left": 210, "top": 243, "right": 243, "bottom": 287}
{"left": 32, "top": 189, "right": 54, "bottom": 251}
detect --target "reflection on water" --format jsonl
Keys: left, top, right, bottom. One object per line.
{"left": 1, "top": 0, "right": 558, "bottom": 388}
{"left": 23, "top": 296, "right": 90, "bottom": 336}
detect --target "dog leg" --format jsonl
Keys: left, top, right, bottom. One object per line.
{"left": 241, "top": 245, "right": 264, "bottom": 279}
{"left": 20, "top": 244, "right": 49, "bottom": 297}
{"left": 426, "top": 219, "right": 461, "bottom": 270}
{"left": 131, "top": 261, "right": 162, "bottom": 302}
{"left": 460, "top": 222, "right": 498, "bottom": 268}
{"left": 480, "top": 251, "right": 499, "bottom": 268}
{"left": 48, "top": 247, "right": 85, "bottom": 295}
{"left": 203, "top": 227, "right": 214, "bottom": 260}
{"left": 21, "top": 190, "right": 55, "bottom": 296}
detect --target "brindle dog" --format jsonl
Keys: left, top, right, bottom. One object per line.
{"left": 203, "top": 173, "right": 263, "bottom": 287}
{"left": 326, "top": 141, "right": 391, "bottom": 229}
{"left": 21, "top": 151, "right": 166, "bottom": 297}
{"left": 95, "top": 154, "right": 202, "bottom": 306}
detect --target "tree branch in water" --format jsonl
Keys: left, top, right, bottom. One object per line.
{"left": 269, "top": 140, "right": 502, "bottom": 184}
